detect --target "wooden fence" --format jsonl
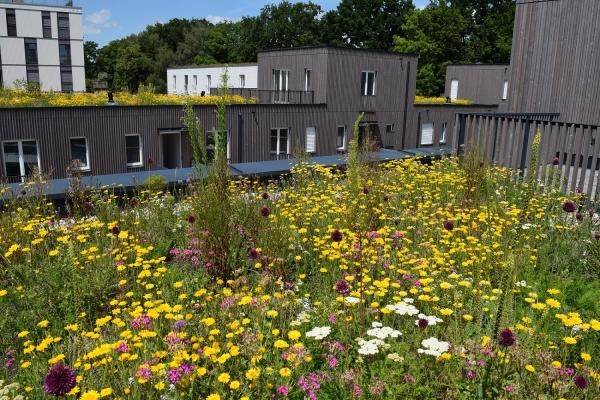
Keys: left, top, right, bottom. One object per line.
{"left": 454, "top": 113, "right": 600, "bottom": 200}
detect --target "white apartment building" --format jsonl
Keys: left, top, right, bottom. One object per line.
{"left": 0, "top": 0, "right": 85, "bottom": 91}
{"left": 167, "top": 64, "right": 257, "bottom": 95}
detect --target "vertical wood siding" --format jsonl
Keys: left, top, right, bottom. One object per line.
{"left": 445, "top": 65, "right": 509, "bottom": 105}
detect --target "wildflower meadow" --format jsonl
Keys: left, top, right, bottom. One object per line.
{"left": 1, "top": 134, "right": 599, "bottom": 399}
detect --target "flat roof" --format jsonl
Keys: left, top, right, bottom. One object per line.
{"left": 446, "top": 64, "right": 509, "bottom": 67}
{"left": 258, "top": 45, "right": 418, "bottom": 58}
{"left": 0, "top": 0, "right": 81, "bottom": 10}
{"left": 167, "top": 63, "right": 258, "bottom": 70}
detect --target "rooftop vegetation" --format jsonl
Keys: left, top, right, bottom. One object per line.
{"left": 414, "top": 95, "right": 474, "bottom": 106}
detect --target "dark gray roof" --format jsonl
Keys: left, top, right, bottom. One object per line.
{"left": 2, "top": 148, "right": 447, "bottom": 200}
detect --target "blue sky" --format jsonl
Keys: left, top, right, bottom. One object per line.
{"left": 78, "top": 0, "right": 430, "bottom": 46}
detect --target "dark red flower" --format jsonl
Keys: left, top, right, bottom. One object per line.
{"left": 552, "top": 157, "right": 560, "bottom": 166}
{"left": 188, "top": 215, "right": 196, "bottom": 224}
{"left": 43, "top": 363, "right": 77, "bottom": 396}
{"left": 417, "top": 318, "right": 429, "bottom": 328}
{"left": 574, "top": 375, "right": 588, "bottom": 389}
{"left": 110, "top": 225, "right": 120, "bottom": 235}
{"left": 595, "top": 233, "right": 600, "bottom": 241}
{"left": 248, "top": 248, "right": 259, "bottom": 259}
{"left": 130, "top": 198, "right": 138, "bottom": 207}
{"left": 362, "top": 187, "right": 369, "bottom": 195}
{"left": 331, "top": 230, "right": 343, "bottom": 242}
{"left": 262, "top": 192, "right": 269, "bottom": 200}
{"left": 576, "top": 213, "right": 583, "bottom": 221}
{"left": 562, "top": 200, "right": 577, "bottom": 213}
{"left": 444, "top": 220, "right": 455, "bottom": 231}
{"left": 83, "top": 201, "right": 92, "bottom": 212}
{"left": 497, "top": 328, "right": 516, "bottom": 347}
{"left": 335, "top": 280, "right": 350, "bottom": 295}
{"left": 260, "top": 206, "right": 270, "bottom": 217}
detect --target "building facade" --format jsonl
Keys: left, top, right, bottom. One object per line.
{"left": 0, "top": 0, "right": 85, "bottom": 91}
{"left": 167, "top": 64, "right": 257, "bottom": 95}
{"left": 445, "top": 64, "right": 509, "bottom": 105}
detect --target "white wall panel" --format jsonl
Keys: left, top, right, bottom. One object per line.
{"left": 0, "top": 9, "right": 7, "bottom": 37}
{"left": 37, "top": 39, "right": 59, "bottom": 65}
{"left": 70, "top": 40, "right": 84, "bottom": 66}
{"left": 16, "top": 9, "right": 43, "bottom": 38}
{"left": 0, "top": 38, "right": 26, "bottom": 65}
{"left": 72, "top": 66, "right": 85, "bottom": 92}
{"left": 167, "top": 65, "right": 258, "bottom": 95}
{"left": 69, "top": 13, "right": 83, "bottom": 40}
{"left": 2, "top": 65, "right": 27, "bottom": 88}
{"left": 39, "top": 66, "right": 61, "bottom": 91}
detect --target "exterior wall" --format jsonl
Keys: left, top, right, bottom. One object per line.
{"left": 505, "top": 0, "right": 600, "bottom": 125}
{"left": 405, "top": 105, "right": 498, "bottom": 149}
{"left": 445, "top": 65, "right": 509, "bottom": 105}
{"left": 167, "top": 65, "right": 258, "bottom": 95}
{"left": 0, "top": 3, "right": 85, "bottom": 90}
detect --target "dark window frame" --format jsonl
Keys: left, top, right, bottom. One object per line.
{"left": 69, "top": 137, "right": 90, "bottom": 171}
{"left": 42, "top": 11, "right": 52, "bottom": 38}
{"left": 59, "top": 40, "right": 71, "bottom": 66}
{"left": 57, "top": 12, "right": 70, "bottom": 39}
{"left": 24, "top": 39, "right": 38, "bottom": 65}
{"left": 125, "top": 134, "right": 143, "bottom": 167}
{"left": 6, "top": 9, "right": 17, "bottom": 37}
{"left": 361, "top": 71, "right": 376, "bottom": 96}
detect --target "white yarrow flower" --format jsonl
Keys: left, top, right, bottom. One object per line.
{"left": 305, "top": 326, "right": 331, "bottom": 340}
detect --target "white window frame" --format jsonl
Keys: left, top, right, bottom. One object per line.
{"left": 1, "top": 139, "right": 41, "bottom": 181}
{"left": 440, "top": 123, "right": 447, "bottom": 144}
{"left": 305, "top": 127, "right": 316, "bottom": 153}
{"left": 173, "top": 75, "right": 177, "bottom": 91}
{"left": 361, "top": 71, "right": 377, "bottom": 96}
{"left": 193, "top": 75, "right": 198, "bottom": 91}
{"left": 450, "top": 79, "right": 459, "bottom": 101}
{"left": 207, "top": 75, "right": 212, "bottom": 91}
{"left": 272, "top": 69, "right": 290, "bottom": 103}
{"left": 69, "top": 136, "right": 90, "bottom": 171}
{"left": 420, "top": 123, "right": 434, "bottom": 146}
{"left": 239, "top": 74, "right": 245, "bottom": 88}
{"left": 502, "top": 80, "right": 509, "bottom": 100}
{"left": 304, "top": 68, "right": 312, "bottom": 92}
{"left": 125, "top": 134, "right": 143, "bottom": 168}
{"left": 270, "top": 127, "right": 290, "bottom": 157}
{"left": 336, "top": 125, "right": 347, "bottom": 151}
{"left": 386, "top": 124, "right": 394, "bottom": 134}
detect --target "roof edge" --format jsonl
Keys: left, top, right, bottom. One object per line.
{"left": 258, "top": 45, "right": 418, "bottom": 58}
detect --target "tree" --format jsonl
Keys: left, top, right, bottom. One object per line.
{"left": 322, "top": 0, "right": 415, "bottom": 50}
{"left": 112, "top": 41, "right": 153, "bottom": 92}
{"left": 83, "top": 41, "right": 99, "bottom": 92}
{"left": 394, "top": 2, "right": 471, "bottom": 95}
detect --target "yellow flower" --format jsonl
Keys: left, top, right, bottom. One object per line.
{"left": 245, "top": 368, "right": 260, "bottom": 380}
{"left": 49, "top": 249, "right": 59, "bottom": 257}
{"left": 0, "top": 289, "right": 7, "bottom": 297}
{"left": 274, "top": 340, "right": 289, "bottom": 349}
{"left": 80, "top": 390, "right": 100, "bottom": 400}
{"left": 581, "top": 352, "right": 591, "bottom": 362}
{"left": 563, "top": 337, "right": 577, "bottom": 345}
{"left": 18, "top": 330, "right": 29, "bottom": 338}
{"left": 229, "top": 380, "right": 240, "bottom": 390}
{"left": 551, "top": 360, "right": 562, "bottom": 368}
{"left": 100, "top": 388, "right": 112, "bottom": 397}
{"left": 440, "top": 308, "right": 453, "bottom": 316}
{"left": 462, "top": 314, "right": 473, "bottom": 322}
{"left": 218, "top": 373, "right": 231, "bottom": 383}
{"left": 207, "top": 394, "right": 220, "bottom": 400}
{"left": 547, "top": 288, "right": 561, "bottom": 295}
{"left": 279, "top": 367, "right": 292, "bottom": 377}
{"left": 525, "top": 364, "right": 536, "bottom": 372}
{"left": 288, "top": 330, "right": 301, "bottom": 341}
{"left": 37, "top": 320, "right": 50, "bottom": 328}
{"left": 545, "top": 299, "right": 560, "bottom": 309}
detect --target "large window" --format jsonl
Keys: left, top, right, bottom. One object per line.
{"left": 42, "top": 11, "right": 52, "bottom": 38}
{"left": 59, "top": 41, "right": 71, "bottom": 66}
{"left": 69, "top": 137, "right": 89, "bottom": 170}
{"left": 361, "top": 71, "right": 376, "bottom": 96}
{"left": 57, "top": 12, "right": 70, "bottom": 39}
{"left": 304, "top": 69, "right": 312, "bottom": 92}
{"left": 24, "top": 39, "right": 38, "bottom": 65}
{"left": 305, "top": 127, "right": 316, "bottom": 153}
{"left": 60, "top": 67, "right": 72, "bottom": 92}
{"left": 272, "top": 69, "right": 289, "bottom": 103}
{"left": 420, "top": 123, "right": 434, "bottom": 146}
{"left": 336, "top": 126, "right": 346, "bottom": 151}
{"left": 6, "top": 9, "right": 16, "bottom": 37}
{"left": 2, "top": 140, "right": 40, "bottom": 182}
{"left": 184, "top": 75, "right": 188, "bottom": 93}
{"left": 125, "top": 134, "right": 143, "bottom": 167}
{"left": 270, "top": 128, "right": 289, "bottom": 159}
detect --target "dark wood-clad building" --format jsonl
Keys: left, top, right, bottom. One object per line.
{"left": 445, "top": 64, "right": 509, "bottom": 105}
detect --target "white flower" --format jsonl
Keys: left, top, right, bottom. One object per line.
{"left": 366, "top": 326, "right": 402, "bottom": 340}
{"left": 387, "top": 352, "right": 404, "bottom": 362}
{"left": 357, "top": 338, "right": 385, "bottom": 355}
{"left": 385, "top": 301, "right": 419, "bottom": 316}
{"left": 414, "top": 313, "right": 443, "bottom": 326}
{"left": 417, "top": 337, "right": 451, "bottom": 357}
{"left": 306, "top": 326, "right": 331, "bottom": 340}
{"left": 371, "top": 321, "right": 383, "bottom": 328}
{"left": 344, "top": 296, "right": 361, "bottom": 305}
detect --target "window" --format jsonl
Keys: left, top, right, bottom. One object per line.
{"left": 450, "top": 79, "right": 459, "bottom": 101}
{"left": 2, "top": 140, "right": 40, "bottom": 181}
{"left": 184, "top": 75, "right": 188, "bottom": 93}
{"left": 6, "top": 9, "right": 16, "bottom": 37}
{"left": 69, "top": 137, "right": 89, "bottom": 170}
{"left": 173, "top": 75, "right": 176, "bottom": 90}
{"left": 239, "top": 74, "right": 245, "bottom": 88}
{"left": 42, "top": 11, "right": 52, "bottom": 38}
{"left": 24, "top": 39, "right": 38, "bottom": 65}
{"left": 60, "top": 67, "right": 72, "bottom": 92}
{"left": 361, "top": 71, "right": 376, "bottom": 96}
{"left": 193, "top": 75, "right": 198, "bottom": 90}
{"left": 26, "top": 67, "right": 39, "bottom": 84}
{"left": 270, "top": 128, "right": 289, "bottom": 159}
{"left": 272, "top": 69, "right": 289, "bottom": 103}
{"left": 336, "top": 126, "right": 346, "bottom": 150}
{"left": 58, "top": 41, "right": 71, "bottom": 66}
{"left": 305, "top": 127, "right": 316, "bottom": 153}
{"left": 502, "top": 80, "right": 509, "bottom": 100}
{"left": 420, "top": 123, "right": 434, "bottom": 146}
{"left": 386, "top": 124, "right": 394, "bottom": 135}
{"left": 304, "top": 69, "right": 312, "bottom": 92}
{"left": 125, "top": 134, "right": 143, "bottom": 167}
{"left": 440, "top": 123, "right": 447, "bottom": 144}
{"left": 57, "top": 12, "right": 70, "bottom": 39}
{"left": 207, "top": 75, "right": 212, "bottom": 90}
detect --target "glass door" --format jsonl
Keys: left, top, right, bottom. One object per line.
{"left": 2, "top": 140, "right": 40, "bottom": 182}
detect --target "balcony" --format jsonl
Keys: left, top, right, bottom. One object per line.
{"left": 209, "top": 88, "right": 315, "bottom": 105}
{"left": 0, "top": 0, "right": 76, "bottom": 8}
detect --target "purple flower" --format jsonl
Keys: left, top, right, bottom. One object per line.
{"left": 262, "top": 192, "right": 270, "bottom": 200}
{"left": 444, "top": 220, "right": 455, "bottom": 231}
{"left": 595, "top": 233, "right": 600, "bottom": 241}
{"left": 188, "top": 215, "right": 196, "bottom": 224}
{"left": 552, "top": 157, "right": 560, "bottom": 166}
{"left": 498, "top": 329, "right": 516, "bottom": 347}
{"left": 248, "top": 248, "right": 259, "bottom": 259}
{"left": 173, "top": 320, "right": 187, "bottom": 331}
{"left": 574, "top": 375, "right": 588, "bottom": 389}
{"left": 129, "top": 198, "right": 138, "bottom": 207}
{"left": 335, "top": 279, "right": 350, "bottom": 295}
{"left": 116, "top": 342, "right": 129, "bottom": 353}
{"left": 277, "top": 385, "right": 289, "bottom": 397}
{"left": 417, "top": 318, "right": 429, "bottom": 328}
{"left": 331, "top": 230, "right": 343, "bottom": 242}
{"left": 110, "top": 225, "right": 120, "bottom": 235}
{"left": 362, "top": 187, "right": 369, "bottom": 195}
{"left": 463, "top": 370, "right": 477, "bottom": 380}
{"left": 43, "top": 363, "right": 77, "bottom": 396}
{"left": 260, "top": 206, "right": 270, "bottom": 217}
{"left": 562, "top": 200, "right": 577, "bottom": 213}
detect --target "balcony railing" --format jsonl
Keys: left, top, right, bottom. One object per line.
{"left": 209, "top": 88, "right": 315, "bottom": 105}
{"left": 269, "top": 153, "right": 292, "bottom": 161}
{"left": 0, "top": 0, "right": 76, "bottom": 7}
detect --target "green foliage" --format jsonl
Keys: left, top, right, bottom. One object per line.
{"left": 142, "top": 175, "right": 168, "bottom": 192}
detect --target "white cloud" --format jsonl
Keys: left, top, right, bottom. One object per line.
{"left": 84, "top": 9, "right": 116, "bottom": 35}
{"left": 205, "top": 15, "right": 240, "bottom": 24}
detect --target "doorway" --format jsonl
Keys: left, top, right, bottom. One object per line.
{"left": 358, "top": 122, "right": 382, "bottom": 149}
{"left": 161, "top": 131, "right": 182, "bottom": 169}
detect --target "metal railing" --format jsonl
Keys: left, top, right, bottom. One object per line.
{"left": 269, "top": 153, "right": 292, "bottom": 161}
{"left": 0, "top": 0, "right": 76, "bottom": 7}
{"left": 455, "top": 112, "right": 600, "bottom": 200}
{"left": 209, "top": 88, "right": 315, "bottom": 105}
